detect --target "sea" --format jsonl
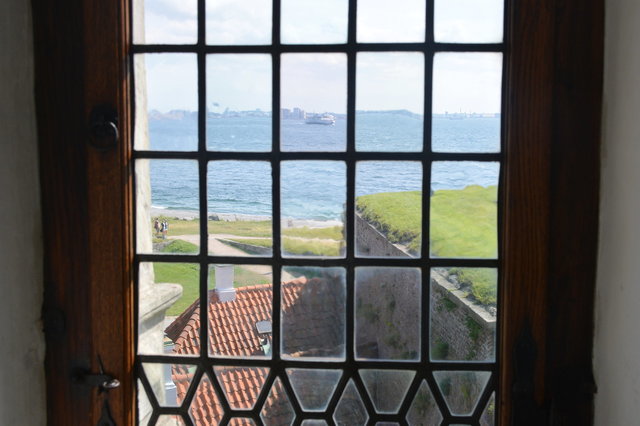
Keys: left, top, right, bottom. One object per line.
{"left": 147, "top": 112, "right": 500, "bottom": 221}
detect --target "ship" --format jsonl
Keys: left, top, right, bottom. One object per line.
{"left": 305, "top": 113, "right": 335, "bottom": 125}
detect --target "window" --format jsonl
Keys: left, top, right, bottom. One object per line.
{"left": 33, "top": 0, "right": 603, "bottom": 425}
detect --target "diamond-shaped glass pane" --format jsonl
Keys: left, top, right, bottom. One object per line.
{"left": 189, "top": 374, "right": 224, "bottom": 425}
{"left": 261, "top": 377, "right": 295, "bottom": 426}
{"left": 287, "top": 369, "right": 342, "bottom": 411}
{"left": 301, "top": 421, "right": 328, "bottom": 426}
{"left": 480, "top": 392, "right": 496, "bottom": 426}
{"left": 214, "top": 366, "right": 269, "bottom": 410}
{"left": 433, "top": 371, "right": 491, "bottom": 416}
{"left": 142, "top": 363, "right": 196, "bottom": 407}
{"left": 359, "top": 369, "right": 415, "bottom": 414}
{"left": 333, "top": 379, "right": 369, "bottom": 425}
{"left": 156, "top": 415, "right": 186, "bottom": 426}
{"left": 406, "top": 380, "right": 443, "bottom": 425}
{"left": 229, "top": 418, "right": 257, "bottom": 426}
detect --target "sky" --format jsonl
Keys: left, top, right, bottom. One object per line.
{"left": 137, "top": 0, "right": 504, "bottom": 114}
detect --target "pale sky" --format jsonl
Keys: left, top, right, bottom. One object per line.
{"left": 139, "top": 0, "right": 504, "bottom": 114}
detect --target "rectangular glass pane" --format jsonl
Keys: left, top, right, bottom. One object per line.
{"left": 281, "top": 161, "right": 346, "bottom": 258}
{"left": 432, "top": 53, "right": 502, "bottom": 153}
{"left": 139, "top": 262, "right": 199, "bottom": 356}
{"left": 206, "top": 0, "right": 271, "bottom": 45}
{"left": 430, "top": 268, "right": 497, "bottom": 362}
{"left": 134, "top": 54, "right": 198, "bottom": 151}
{"left": 356, "top": 161, "right": 422, "bottom": 257}
{"left": 206, "top": 54, "right": 272, "bottom": 151}
{"left": 208, "top": 161, "right": 272, "bottom": 257}
{"left": 136, "top": 159, "right": 199, "bottom": 255}
{"left": 281, "top": 53, "right": 347, "bottom": 152}
{"left": 356, "top": 52, "right": 424, "bottom": 152}
{"left": 355, "top": 267, "right": 421, "bottom": 361}
{"left": 281, "top": 0, "right": 348, "bottom": 44}
{"left": 430, "top": 161, "right": 499, "bottom": 258}
{"left": 208, "top": 264, "right": 273, "bottom": 359}
{"left": 133, "top": 0, "right": 197, "bottom": 44}
{"left": 281, "top": 267, "right": 346, "bottom": 360}
{"left": 357, "top": 0, "right": 426, "bottom": 42}
{"left": 434, "top": 0, "right": 504, "bottom": 43}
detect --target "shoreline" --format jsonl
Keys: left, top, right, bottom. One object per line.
{"left": 150, "top": 207, "right": 342, "bottom": 229}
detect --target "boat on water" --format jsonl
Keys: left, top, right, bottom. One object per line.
{"left": 305, "top": 113, "right": 335, "bottom": 125}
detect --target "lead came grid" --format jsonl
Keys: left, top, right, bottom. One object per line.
{"left": 132, "top": 0, "right": 505, "bottom": 424}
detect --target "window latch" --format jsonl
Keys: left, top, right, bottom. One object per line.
{"left": 74, "top": 356, "right": 120, "bottom": 392}
{"left": 89, "top": 104, "right": 119, "bottom": 151}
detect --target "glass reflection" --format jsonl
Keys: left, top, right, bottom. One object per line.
{"left": 434, "top": 0, "right": 504, "bottom": 43}
{"left": 355, "top": 267, "right": 421, "bottom": 361}
{"left": 281, "top": 0, "right": 348, "bottom": 44}
{"left": 134, "top": 54, "right": 198, "bottom": 151}
{"left": 281, "top": 54, "right": 347, "bottom": 152}
{"left": 206, "top": 0, "right": 271, "bottom": 45}
{"left": 281, "top": 161, "right": 346, "bottom": 258}
{"left": 356, "top": 161, "right": 422, "bottom": 258}
{"left": 356, "top": 52, "right": 424, "bottom": 152}
{"left": 357, "top": 0, "right": 425, "bottom": 42}
{"left": 432, "top": 53, "right": 502, "bottom": 153}
{"left": 207, "top": 54, "right": 271, "bottom": 152}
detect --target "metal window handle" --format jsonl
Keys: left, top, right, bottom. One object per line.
{"left": 75, "top": 356, "right": 120, "bottom": 392}
{"left": 89, "top": 105, "right": 119, "bottom": 150}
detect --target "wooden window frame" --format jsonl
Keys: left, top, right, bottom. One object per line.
{"left": 32, "top": 0, "right": 603, "bottom": 424}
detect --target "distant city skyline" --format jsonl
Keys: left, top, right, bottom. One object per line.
{"left": 139, "top": 0, "right": 503, "bottom": 115}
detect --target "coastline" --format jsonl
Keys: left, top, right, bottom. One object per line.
{"left": 150, "top": 207, "right": 342, "bottom": 229}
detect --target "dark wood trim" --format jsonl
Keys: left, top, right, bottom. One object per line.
{"left": 33, "top": 0, "right": 133, "bottom": 423}
{"left": 33, "top": 0, "right": 602, "bottom": 424}
{"left": 500, "top": 0, "right": 555, "bottom": 423}
{"left": 501, "top": 0, "right": 603, "bottom": 424}
{"left": 545, "top": 0, "right": 603, "bottom": 424}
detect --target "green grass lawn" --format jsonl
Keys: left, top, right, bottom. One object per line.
{"left": 154, "top": 239, "right": 271, "bottom": 316}
{"left": 430, "top": 185, "right": 497, "bottom": 259}
{"left": 225, "top": 237, "right": 343, "bottom": 257}
{"left": 153, "top": 216, "right": 272, "bottom": 237}
{"left": 153, "top": 217, "right": 341, "bottom": 240}
{"left": 282, "top": 226, "right": 343, "bottom": 240}
{"left": 356, "top": 186, "right": 498, "bottom": 305}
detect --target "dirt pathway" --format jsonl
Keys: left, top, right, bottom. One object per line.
{"left": 169, "top": 234, "right": 294, "bottom": 281}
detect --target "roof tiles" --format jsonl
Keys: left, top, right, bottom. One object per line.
{"left": 165, "top": 277, "right": 344, "bottom": 425}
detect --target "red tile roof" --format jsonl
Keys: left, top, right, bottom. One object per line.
{"left": 166, "top": 277, "right": 344, "bottom": 425}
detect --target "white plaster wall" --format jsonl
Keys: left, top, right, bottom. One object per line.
{"left": 594, "top": 0, "right": 640, "bottom": 424}
{"left": 0, "top": 0, "right": 46, "bottom": 424}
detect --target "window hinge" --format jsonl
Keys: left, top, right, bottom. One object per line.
{"left": 512, "top": 320, "right": 549, "bottom": 425}
{"left": 89, "top": 104, "right": 119, "bottom": 151}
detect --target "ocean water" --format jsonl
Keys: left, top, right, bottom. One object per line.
{"left": 147, "top": 113, "right": 500, "bottom": 220}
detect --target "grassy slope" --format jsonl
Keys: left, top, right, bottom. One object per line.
{"left": 357, "top": 186, "right": 498, "bottom": 305}
{"left": 153, "top": 240, "right": 271, "bottom": 316}
{"left": 356, "top": 191, "right": 422, "bottom": 253}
